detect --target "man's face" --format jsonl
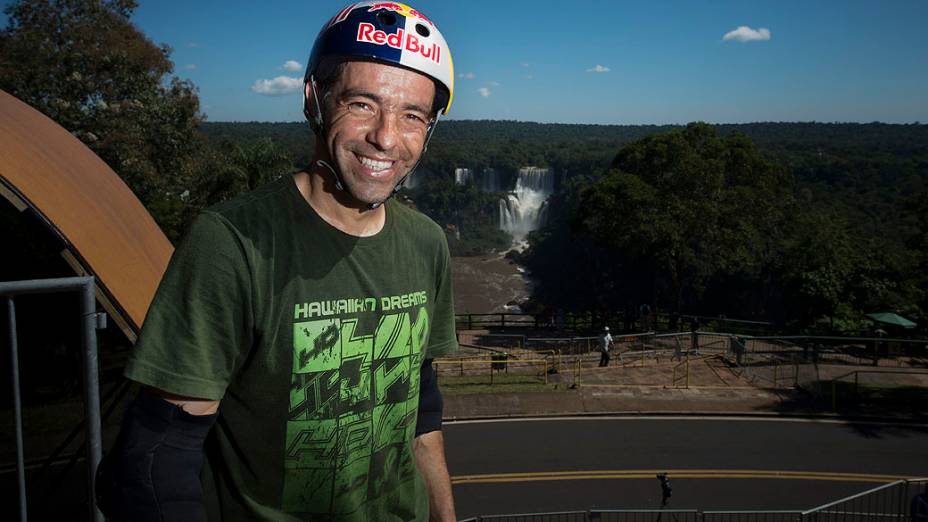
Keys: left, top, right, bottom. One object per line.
{"left": 316, "top": 60, "right": 435, "bottom": 205}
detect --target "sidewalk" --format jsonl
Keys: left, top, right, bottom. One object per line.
{"left": 442, "top": 385, "right": 925, "bottom": 422}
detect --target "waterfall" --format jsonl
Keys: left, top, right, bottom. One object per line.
{"left": 454, "top": 167, "right": 473, "bottom": 185}
{"left": 479, "top": 168, "right": 501, "bottom": 192}
{"left": 499, "top": 167, "right": 554, "bottom": 246}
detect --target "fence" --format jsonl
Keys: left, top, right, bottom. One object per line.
{"left": 2, "top": 277, "right": 105, "bottom": 522}
{"left": 434, "top": 357, "right": 551, "bottom": 386}
{"left": 456, "top": 478, "right": 928, "bottom": 521}
{"left": 455, "top": 313, "right": 776, "bottom": 336}
{"left": 445, "top": 332, "right": 928, "bottom": 395}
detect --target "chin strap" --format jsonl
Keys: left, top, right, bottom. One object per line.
{"left": 307, "top": 76, "right": 443, "bottom": 211}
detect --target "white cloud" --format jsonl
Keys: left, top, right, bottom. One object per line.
{"left": 282, "top": 60, "right": 303, "bottom": 71}
{"left": 488, "top": 81, "right": 500, "bottom": 87}
{"left": 477, "top": 87, "right": 491, "bottom": 97}
{"left": 457, "top": 72, "right": 476, "bottom": 79}
{"left": 251, "top": 76, "right": 303, "bottom": 96}
{"left": 521, "top": 62, "right": 530, "bottom": 68}
{"left": 186, "top": 42, "right": 203, "bottom": 48}
{"left": 586, "top": 65, "right": 610, "bottom": 73}
{"left": 525, "top": 75, "right": 534, "bottom": 80}
{"left": 723, "top": 26, "right": 771, "bottom": 42}
{"left": 183, "top": 64, "right": 197, "bottom": 71}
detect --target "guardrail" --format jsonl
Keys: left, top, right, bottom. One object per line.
{"left": 435, "top": 358, "right": 551, "bottom": 385}
{"left": 454, "top": 312, "right": 776, "bottom": 336}
{"left": 457, "top": 478, "right": 928, "bottom": 521}
{"left": 2, "top": 277, "right": 106, "bottom": 522}
{"left": 828, "top": 369, "right": 928, "bottom": 412}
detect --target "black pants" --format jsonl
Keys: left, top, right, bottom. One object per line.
{"left": 599, "top": 351, "right": 610, "bottom": 367}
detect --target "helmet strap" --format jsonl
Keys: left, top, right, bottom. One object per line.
{"left": 308, "top": 76, "right": 348, "bottom": 193}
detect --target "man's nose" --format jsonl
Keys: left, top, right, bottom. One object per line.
{"left": 367, "top": 111, "right": 398, "bottom": 151}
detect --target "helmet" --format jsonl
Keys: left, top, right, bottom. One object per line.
{"left": 304, "top": 2, "right": 454, "bottom": 120}
{"left": 604, "top": 326, "right": 610, "bottom": 332}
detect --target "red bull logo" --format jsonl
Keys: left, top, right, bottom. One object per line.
{"left": 367, "top": 2, "right": 433, "bottom": 25}
{"left": 357, "top": 22, "right": 441, "bottom": 64}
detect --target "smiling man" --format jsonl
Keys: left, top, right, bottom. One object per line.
{"left": 95, "top": 3, "right": 458, "bottom": 521}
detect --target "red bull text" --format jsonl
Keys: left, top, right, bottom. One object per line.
{"left": 356, "top": 22, "right": 441, "bottom": 64}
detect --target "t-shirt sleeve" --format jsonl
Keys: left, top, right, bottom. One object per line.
{"left": 124, "top": 211, "right": 254, "bottom": 400}
{"left": 426, "top": 232, "right": 458, "bottom": 358}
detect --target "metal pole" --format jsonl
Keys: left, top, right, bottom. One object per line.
{"left": 8, "top": 297, "right": 27, "bottom": 522}
{"left": 80, "top": 282, "right": 104, "bottom": 522}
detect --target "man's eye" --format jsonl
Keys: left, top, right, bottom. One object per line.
{"left": 404, "top": 113, "right": 428, "bottom": 126}
{"left": 347, "top": 102, "right": 373, "bottom": 114}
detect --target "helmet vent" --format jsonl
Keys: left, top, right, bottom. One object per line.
{"left": 415, "top": 23, "right": 430, "bottom": 37}
{"left": 376, "top": 12, "right": 397, "bottom": 26}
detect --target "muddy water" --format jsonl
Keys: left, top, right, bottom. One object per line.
{"left": 451, "top": 255, "right": 532, "bottom": 314}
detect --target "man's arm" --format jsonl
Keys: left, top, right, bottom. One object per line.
{"left": 415, "top": 430, "right": 456, "bottom": 521}
{"left": 95, "top": 388, "right": 219, "bottom": 522}
{"left": 414, "top": 359, "right": 456, "bottom": 521}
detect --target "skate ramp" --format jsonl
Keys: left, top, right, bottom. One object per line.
{"left": 0, "top": 89, "right": 173, "bottom": 341}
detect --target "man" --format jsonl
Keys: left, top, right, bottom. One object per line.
{"left": 599, "top": 326, "right": 614, "bottom": 367}
{"left": 95, "top": 3, "right": 458, "bottom": 520}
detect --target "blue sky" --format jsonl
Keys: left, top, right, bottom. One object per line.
{"left": 6, "top": 1, "right": 928, "bottom": 123}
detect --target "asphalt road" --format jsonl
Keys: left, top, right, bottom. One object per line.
{"left": 443, "top": 416, "right": 928, "bottom": 518}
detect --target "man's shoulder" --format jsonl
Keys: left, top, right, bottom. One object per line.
{"left": 388, "top": 199, "right": 445, "bottom": 238}
{"left": 205, "top": 175, "right": 291, "bottom": 228}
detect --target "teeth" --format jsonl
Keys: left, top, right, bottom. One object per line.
{"left": 359, "top": 155, "right": 393, "bottom": 171}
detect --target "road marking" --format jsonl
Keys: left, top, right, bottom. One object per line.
{"left": 451, "top": 469, "right": 910, "bottom": 485}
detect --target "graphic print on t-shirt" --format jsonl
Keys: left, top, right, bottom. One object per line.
{"left": 283, "top": 291, "right": 430, "bottom": 516}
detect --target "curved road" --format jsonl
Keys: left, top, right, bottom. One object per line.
{"left": 443, "top": 416, "right": 928, "bottom": 518}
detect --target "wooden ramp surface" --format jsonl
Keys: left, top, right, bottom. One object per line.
{"left": 0, "top": 89, "right": 174, "bottom": 340}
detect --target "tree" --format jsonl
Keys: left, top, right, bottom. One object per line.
{"left": 574, "top": 123, "right": 791, "bottom": 314}
{"left": 0, "top": 0, "right": 204, "bottom": 240}
{"left": 190, "top": 138, "right": 294, "bottom": 209}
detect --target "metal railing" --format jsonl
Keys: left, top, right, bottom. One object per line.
{"left": 2, "top": 277, "right": 105, "bottom": 522}
{"left": 594, "top": 509, "right": 700, "bottom": 521}
{"left": 478, "top": 511, "right": 588, "bottom": 522}
{"left": 435, "top": 357, "right": 550, "bottom": 385}
{"left": 457, "top": 478, "right": 928, "bottom": 521}
{"left": 447, "top": 331, "right": 928, "bottom": 396}
{"left": 802, "top": 479, "right": 908, "bottom": 520}
{"left": 454, "top": 312, "right": 776, "bottom": 336}
{"left": 701, "top": 512, "right": 802, "bottom": 521}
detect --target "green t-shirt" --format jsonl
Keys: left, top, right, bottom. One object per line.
{"left": 125, "top": 174, "right": 457, "bottom": 521}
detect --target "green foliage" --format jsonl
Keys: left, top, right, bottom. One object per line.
{"left": 572, "top": 123, "right": 792, "bottom": 313}
{"left": 190, "top": 138, "right": 293, "bottom": 209}
{"left": 0, "top": 0, "right": 204, "bottom": 240}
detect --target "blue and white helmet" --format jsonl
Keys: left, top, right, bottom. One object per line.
{"left": 304, "top": 2, "right": 454, "bottom": 119}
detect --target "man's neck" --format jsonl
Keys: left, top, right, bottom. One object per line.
{"left": 292, "top": 166, "right": 386, "bottom": 238}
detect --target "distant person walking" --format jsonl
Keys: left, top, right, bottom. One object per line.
{"left": 599, "top": 326, "right": 614, "bottom": 367}
{"left": 640, "top": 303, "right": 652, "bottom": 332}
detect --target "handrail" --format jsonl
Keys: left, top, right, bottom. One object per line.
{"left": 801, "top": 479, "right": 906, "bottom": 515}
{"left": 2, "top": 277, "right": 105, "bottom": 522}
